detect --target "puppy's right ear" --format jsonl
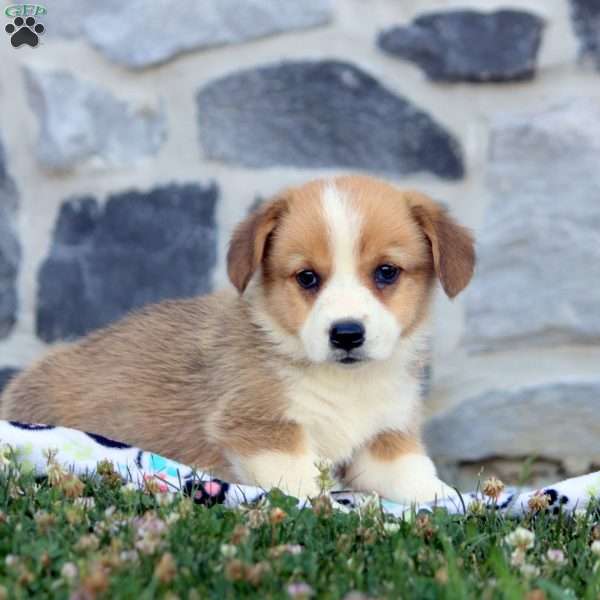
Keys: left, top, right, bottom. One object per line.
{"left": 227, "top": 196, "right": 289, "bottom": 294}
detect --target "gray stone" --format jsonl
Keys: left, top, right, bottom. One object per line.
{"left": 40, "top": 1, "right": 82, "bottom": 37}
{"left": 570, "top": 0, "right": 600, "bottom": 69}
{"left": 378, "top": 9, "right": 544, "bottom": 83}
{"left": 424, "top": 381, "right": 600, "bottom": 464}
{"left": 47, "top": 0, "right": 332, "bottom": 68}
{"left": 464, "top": 99, "right": 600, "bottom": 350}
{"left": 0, "top": 140, "right": 21, "bottom": 339}
{"left": 197, "top": 60, "right": 464, "bottom": 179}
{"left": 438, "top": 456, "right": 574, "bottom": 491}
{"left": 0, "top": 368, "right": 19, "bottom": 394}
{"left": 37, "top": 183, "right": 218, "bottom": 342}
{"left": 25, "top": 68, "right": 166, "bottom": 171}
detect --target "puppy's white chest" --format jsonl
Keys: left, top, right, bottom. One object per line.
{"left": 285, "top": 366, "right": 419, "bottom": 462}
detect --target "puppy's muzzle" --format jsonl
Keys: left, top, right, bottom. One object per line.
{"left": 329, "top": 320, "right": 365, "bottom": 353}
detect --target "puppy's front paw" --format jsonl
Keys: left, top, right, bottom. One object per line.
{"left": 391, "top": 475, "right": 456, "bottom": 504}
{"left": 231, "top": 450, "right": 321, "bottom": 499}
{"left": 382, "top": 455, "right": 457, "bottom": 504}
{"left": 347, "top": 451, "right": 457, "bottom": 504}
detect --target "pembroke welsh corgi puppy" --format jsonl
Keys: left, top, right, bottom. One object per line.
{"left": 2, "top": 175, "right": 475, "bottom": 502}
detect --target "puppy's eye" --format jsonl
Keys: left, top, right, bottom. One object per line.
{"left": 296, "top": 270, "right": 320, "bottom": 290}
{"left": 374, "top": 264, "right": 400, "bottom": 287}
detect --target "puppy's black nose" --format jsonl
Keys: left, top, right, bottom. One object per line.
{"left": 329, "top": 320, "right": 365, "bottom": 352}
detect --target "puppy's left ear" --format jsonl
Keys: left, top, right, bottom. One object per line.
{"left": 227, "top": 195, "right": 289, "bottom": 294}
{"left": 409, "top": 192, "right": 475, "bottom": 299}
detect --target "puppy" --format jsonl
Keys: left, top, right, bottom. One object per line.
{"left": 1, "top": 175, "right": 474, "bottom": 502}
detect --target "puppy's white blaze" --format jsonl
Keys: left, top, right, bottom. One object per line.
{"left": 300, "top": 182, "right": 401, "bottom": 363}
{"left": 346, "top": 451, "right": 456, "bottom": 504}
{"left": 321, "top": 182, "right": 361, "bottom": 278}
{"left": 230, "top": 450, "right": 320, "bottom": 499}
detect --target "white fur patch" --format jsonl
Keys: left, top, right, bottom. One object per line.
{"left": 230, "top": 450, "right": 320, "bottom": 498}
{"left": 346, "top": 450, "right": 455, "bottom": 503}
{"left": 299, "top": 182, "right": 401, "bottom": 363}
{"left": 284, "top": 342, "right": 422, "bottom": 463}
{"left": 321, "top": 182, "right": 362, "bottom": 280}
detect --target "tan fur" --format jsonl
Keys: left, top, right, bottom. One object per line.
{"left": 1, "top": 292, "right": 302, "bottom": 479}
{"left": 227, "top": 196, "right": 289, "bottom": 294}
{"left": 261, "top": 185, "right": 331, "bottom": 337}
{"left": 342, "top": 177, "right": 437, "bottom": 337}
{"left": 1, "top": 175, "right": 475, "bottom": 501}
{"left": 408, "top": 190, "right": 475, "bottom": 299}
{"left": 367, "top": 430, "right": 424, "bottom": 462}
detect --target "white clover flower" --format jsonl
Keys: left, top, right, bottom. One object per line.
{"left": 46, "top": 453, "right": 68, "bottom": 486}
{"left": 119, "top": 550, "right": 139, "bottom": 563}
{"left": 504, "top": 527, "right": 535, "bottom": 550}
{"left": 510, "top": 548, "right": 526, "bottom": 567}
{"left": 133, "top": 513, "right": 168, "bottom": 555}
{"left": 0, "top": 444, "right": 13, "bottom": 472}
{"left": 73, "top": 496, "right": 96, "bottom": 510}
{"left": 269, "top": 544, "right": 304, "bottom": 558}
{"left": 155, "top": 492, "right": 176, "bottom": 507}
{"left": 60, "top": 562, "right": 78, "bottom": 580}
{"left": 245, "top": 508, "right": 267, "bottom": 529}
{"left": 166, "top": 512, "right": 181, "bottom": 526}
{"left": 220, "top": 544, "right": 238, "bottom": 559}
{"left": 383, "top": 522, "right": 401, "bottom": 535}
{"left": 545, "top": 548, "right": 566, "bottom": 565}
{"left": 519, "top": 563, "right": 540, "bottom": 578}
{"left": 5, "top": 554, "right": 19, "bottom": 568}
{"left": 287, "top": 582, "right": 314, "bottom": 598}
{"left": 120, "top": 482, "right": 138, "bottom": 498}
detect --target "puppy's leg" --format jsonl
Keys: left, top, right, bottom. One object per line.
{"left": 232, "top": 450, "right": 321, "bottom": 499}
{"left": 344, "top": 430, "right": 455, "bottom": 503}
{"left": 225, "top": 421, "right": 320, "bottom": 499}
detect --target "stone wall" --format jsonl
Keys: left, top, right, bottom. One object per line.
{"left": 0, "top": 0, "right": 598, "bottom": 486}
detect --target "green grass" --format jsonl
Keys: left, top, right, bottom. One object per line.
{"left": 0, "top": 460, "right": 599, "bottom": 600}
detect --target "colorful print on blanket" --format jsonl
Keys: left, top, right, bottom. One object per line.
{"left": 0, "top": 420, "right": 598, "bottom": 518}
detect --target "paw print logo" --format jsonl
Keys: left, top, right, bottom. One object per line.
{"left": 5, "top": 16, "right": 44, "bottom": 48}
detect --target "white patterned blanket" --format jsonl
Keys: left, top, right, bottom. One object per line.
{"left": 1, "top": 420, "right": 598, "bottom": 517}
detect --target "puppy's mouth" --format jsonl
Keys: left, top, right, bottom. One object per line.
{"left": 339, "top": 356, "right": 360, "bottom": 365}
{"left": 334, "top": 351, "right": 368, "bottom": 366}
